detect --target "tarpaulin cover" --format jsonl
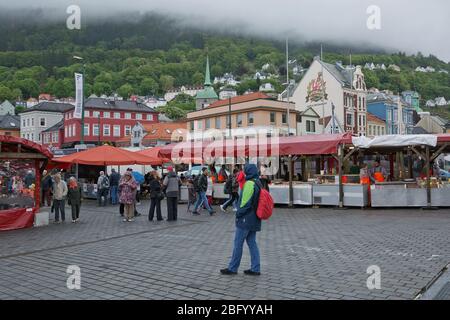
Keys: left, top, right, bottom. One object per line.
{"left": 0, "top": 135, "right": 53, "bottom": 159}
{"left": 352, "top": 134, "right": 438, "bottom": 149}
{"left": 53, "top": 145, "right": 160, "bottom": 165}
{"left": 0, "top": 208, "right": 35, "bottom": 231}
{"left": 436, "top": 134, "right": 450, "bottom": 143}
{"left": 136, "top": 146, "right": 170, "bottom": 165}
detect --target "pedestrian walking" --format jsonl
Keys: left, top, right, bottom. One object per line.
{"left": 41, "top": 170, "right": 53, "bottom": 207}
{"left": 221, "top": 164, "right": 262, "bottom": 276}
{"left": 192, "top": 167, "right": 215, "bottom": 215}
{"left": 118, "top": 171, "right": 138, "bottom": 222}
{"left": 220, "top": 168, "right": 239, "bottom": 212}
{"left": 148, "top": 171, "right": 163, "bottom": 221}
{"left": 109, "top": 168, "right": 121, "bottom": 205}
{"left": 67, "top": 177, "right": 82, "bottom": 223}
{"left": 97, "top": 171, "right": 110, "bottom": 206}
{"left": 52, "top": 173, "right": 68, "bottom": 224}
{"left": 163, "top": 166, "right": 181, "bottom": 221}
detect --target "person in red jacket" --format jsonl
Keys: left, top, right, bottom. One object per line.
{"left": 236, "top": 165, "right": 246, "bottom": 190}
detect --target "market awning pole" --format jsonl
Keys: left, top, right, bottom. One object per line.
{"left": 288, "top": 155, "right": 293, "bottom": 207}
{"left": 426, "top": 146, "right": 431, "bottom": 208}
{"left": 338, "top": 144, "right": 344, "bottom": 208}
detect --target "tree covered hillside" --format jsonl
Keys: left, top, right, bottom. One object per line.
{"left": 0, "top": 11, "right": 449, "bottom": 105}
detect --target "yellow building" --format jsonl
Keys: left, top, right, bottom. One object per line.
{"left": 187, "top": 92, "right": 298, "bottom": 139}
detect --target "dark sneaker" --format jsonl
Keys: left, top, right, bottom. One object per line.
{"left": 220, "top": 268, "right": 237, "bottom": 275}
{"left": 192, "top": 211, "right": 200, "bottom": 215}
{"left": 243, "top": 269, "right": 261, "bottom": 276}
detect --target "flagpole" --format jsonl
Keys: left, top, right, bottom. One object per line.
{"left": 286, "top": 37, "right": 290, "bottom": 137}
{"left": 321, "top": 44, "right": 325, "bottom": 133}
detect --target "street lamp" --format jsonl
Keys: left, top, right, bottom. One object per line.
{"left": 73, "top": 55, "right": 85, "bottom": 144}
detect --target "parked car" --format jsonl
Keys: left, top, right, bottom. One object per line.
{"left": 439, "top": 169, "right": 450, "bottom": 179}
{"left": 184, "top": 165, "right": 229, "bottom": 178}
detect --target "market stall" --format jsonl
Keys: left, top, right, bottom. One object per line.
{"left": 352, "top": 134, "right": 450, "bottom": 208}
{"left": 0, "top": 136, "right": 53, "bottom": 231}
{"left": 54, "top": 145, "right": 160, "bottom": 199}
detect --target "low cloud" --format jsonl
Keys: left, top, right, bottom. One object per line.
{"left": 2, "top": 0, "right": 449, "bottom": 62}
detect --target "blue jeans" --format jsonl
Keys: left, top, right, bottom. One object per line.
{"left": 228, "top": 227, "right": 260, "bottom": 273}
{"left": 110, "top": 186, "right": 118, "bottom": 205}
{"left": 194, "top": 191, "right": 213, "bottom": 213}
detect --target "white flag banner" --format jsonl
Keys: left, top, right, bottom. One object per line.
{"left": 74, "top": 73, "right": 83, "bottom": 119}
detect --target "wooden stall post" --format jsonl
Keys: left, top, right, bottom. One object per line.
{"left": 338, "top": 144, "right": 344, "bottom": 208}
{"left": 288, "top": 155, "right": 293, "bottom": 207}
{"left": 425, "top": 146, "right": 431, "bottom": 208}
{"left": 35, "top": 159, "right": 41, "bottom": 210}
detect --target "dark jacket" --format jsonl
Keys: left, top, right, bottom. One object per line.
{"left": 42, "top": 175, "right": 53, "bottom": 191}
{"left": 149, "top": 177, "right": 162, "bottom": 199}
{"left": 198, "top": 173, "right": 208, "bottom": 192}
{"left": 67, "top": 186, "right": 82, "bottom": 206}
{"left": 236, "top": 164, "right": 261, "bottom": 232}
{"left": 110, "top": 172, "right": 121, "bottom": 186}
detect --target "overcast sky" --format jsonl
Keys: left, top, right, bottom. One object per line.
{"left": 3, "top": 0, "right": 450, "bottom": 62}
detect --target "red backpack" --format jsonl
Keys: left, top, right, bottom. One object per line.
{"left": 255, "top": 181, "right": 274, "bottom": 220}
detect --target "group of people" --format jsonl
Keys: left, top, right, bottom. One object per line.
{"left": 41, "top": 170, "right": 82, "bottom": 223}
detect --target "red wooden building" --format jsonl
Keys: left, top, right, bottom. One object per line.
{"left": 62, "top": 98, "right": 158, "bottom": 147}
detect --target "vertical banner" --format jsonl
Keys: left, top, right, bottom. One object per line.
{"left": 74, "top": 73, "right": 83, "bottom": 119}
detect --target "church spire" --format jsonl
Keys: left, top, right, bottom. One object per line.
{"left": 204, "top": 55, "right": 212, "bottom": 87}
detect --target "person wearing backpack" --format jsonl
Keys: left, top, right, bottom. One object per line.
{"left": 97, "top": 171, "right": 110, "bottom": 207}
{"left": 220, "top": 168, "right": 239, "bottom": 212}
{"left": 220, "top": 164, "right": 262, "bottom": 276}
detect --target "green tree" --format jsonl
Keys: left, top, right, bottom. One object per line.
{"left": 159, "top": 75, "right": 175, "bottom": 92}
{"left": 0, "top": 85, "right": 12, "bottom": 101}
{"left": 139, "top": 78, "right": 159, "bottom": 95}
{"left": 117, "top": 83, "right": 134, "bottom": 98}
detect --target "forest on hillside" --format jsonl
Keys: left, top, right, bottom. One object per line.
{"left": 0, "top": 11, "right": 449, "bottom": 105}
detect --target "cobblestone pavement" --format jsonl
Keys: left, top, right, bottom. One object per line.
{"left": 0, "top": 200, "right": 449, "bottom": 300}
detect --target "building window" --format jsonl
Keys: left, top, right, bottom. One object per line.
{"left": 346, "top": 113, "right": 354, "bottom": 126}
{"left": 31, "top": 133, "right": 34, "bottom": 141}
{"left": 306, "top": 120, "right": 316, "bottom": 133}
{"left": 197, "top": 121, "right": 202, "bottom": 129}
{"left": 39, "top": 118, "right": 45, "bottom": 127}
{"left": 84, "top": 110, "right": 90, "bottom": 118}
{"left": 103, "top": 112, "right": 110, "bottom": 118}
{"left": 270, "top": 112, "right": 276, "bottom": 124}
{"left": 125, "top": 113, "right": 131, "bottom": 119}
{"left": 22, "top": 119, "right": 26, "bottom": 127}
{"left": 236, "top": 114, "right": 243, "bottom": 127}
{"left": 247, "top": 112, "right": 254, "bottom": 126}
{"left": 84, "top": 124, "right": 89, "bottom": 136}
{"left": 136, "top": 113, "right": 142, "bottom": 120}
{"left": 65, "top": 127, "right": 68, "bottom": 137}
{"left": 282, "top": 112, "right": 287, "bottom": 124}
{"left": 205, "top": 118, "right": 211, "bottom": 129}
{"left": 103, "top": 125, "right": 110, "bottom": 136}
{"left": 125, "top": 125, "right": 131, "bottom": 136}
{"left": 72, "top": 124, "right": 76, "bottom": 137}
{"left": 113, "top": 125, "right": 120, "bottom": 137}
{"left": 358, "top": 97, "right": 362, "bottom": 111}
{"left": 93, "top": 124, "right": 99, "bottom": 136}
{"left": 26, "top": 119, "right": 30, "bottom": 127}
{"left": 52, "top": 132, "right": 58, "bottom": 143}
{"left": 190, "top": 122, "right": 194, "bottom": 131}
{"left": 146, "top": 114, "right": 153, "bottom": 121}
{"left": 381, "top": 127, "right": 385, "bottom": 135}
{"left": 114, "top": 112, "right": 121, "bottom": 119}
{"left": 93, "top": 111, "right": 100, "bottom": 118}
{"left": 31, "top": 118, "right": 34, "bottom": 126}
{"left": 215, "top": 117, "right": 221, "bottom": 129}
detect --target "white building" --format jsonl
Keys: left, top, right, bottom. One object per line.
{"left": 435, "top": 97, "right": 447, "bottom": 106}
{"left": 288, "top": 57, "right": 368, "bottom": 136}
{"left": 219, "top": 88, "right": 238, "bottom": 100}
{"left": 214, "top": 73, "right": 240, "bottom": 87}
{"left": 426, "top": 100, "right": 436, "bottom": 107}
{"left": 145, "top": 97, "right": 167, "bottom": 109}
{"left": 259, "top": 83, "right": 275, "bottom": 92}
{"left": 19, "top": 102, "right": 73, "bottom": 143}
{"left": 164, "top": 86, "right": 202, "bottom": 102}
{"left": 0, "top": 100, "right": 15, "bottom": 116}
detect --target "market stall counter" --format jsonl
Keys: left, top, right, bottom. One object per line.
{"left": 269, "top": 182, "right": 313, "bottom": 205}
{"left": 311, "top": 175, "right": 368, "bottom": 207}
{"left": 0, "top": 136, "right": 53, "bottom": 231}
